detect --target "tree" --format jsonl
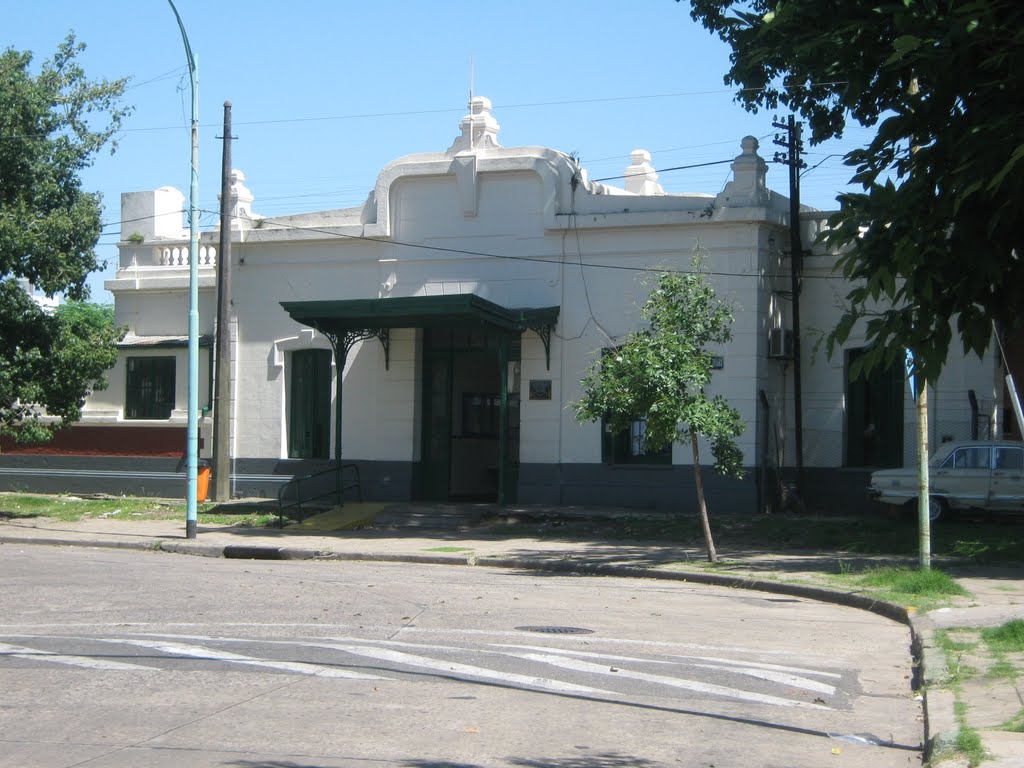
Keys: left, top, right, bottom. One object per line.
{"left": 573, "top": 256, "right": 744, "bottom": 562}
{"left": 0, "top": 35, "right": 131, "bottom": 441}
{"left": 0, "top": 296, "right": 123, "bottom": 442}
{"left": 685, "top": 0, "right": 1024, "bottom": 384}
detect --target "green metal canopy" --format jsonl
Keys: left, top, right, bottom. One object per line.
{"left": 280, "top": 294, "right": 560, "bottom": 369}
{"left": 282, "top": 294, "right": 557, "bottom": 332}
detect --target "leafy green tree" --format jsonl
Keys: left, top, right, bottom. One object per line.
{"left": 1, "top": 297, "right": 124, "bottom": 442}
{"left": 685, "top": 0, "right": 1024, "bottom": 383}
{"left": 0, "top": 35, "right": 130, "bottom": 442}
{"left": 574, "top": 257, "right": 744, "bottom": 562}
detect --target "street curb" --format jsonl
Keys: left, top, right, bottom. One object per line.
{"left": 2, "top": 531, "right": 945, "bottom": 757}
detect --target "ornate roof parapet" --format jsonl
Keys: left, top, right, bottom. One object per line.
{"left": 715, "top": 136, "right": 769, "bottom": 208}
{"left": 447, "top": 96, "right": 502, "bottom": 154}
{"left": 624, "top": 149, "right": 664, "bottom": 195}
{"left": 218, "top": 169, "right": 261, "bottom": 230}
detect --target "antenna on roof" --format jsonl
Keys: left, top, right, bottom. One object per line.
{"left": 469, "top": 53, "right": 475, "bottom": 152}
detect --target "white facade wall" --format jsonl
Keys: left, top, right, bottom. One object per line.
{"left": 85, "top": 99, "right": 1007, "bottom": 508}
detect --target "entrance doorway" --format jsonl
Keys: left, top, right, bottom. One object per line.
{"left": 416, "top": 327, "right": 520, "bottom": 502}
{"left": 288, "top": 349, "right": 332, "bottom": 459}
{"left": 845, "top": 348, "right": 904, "bottom": 468}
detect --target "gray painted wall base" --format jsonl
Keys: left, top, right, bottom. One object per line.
{"left": 0, "top": 455, "right": 874, "bottom": 515}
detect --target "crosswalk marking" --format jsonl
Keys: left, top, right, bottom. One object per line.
{"left": 679, "top": 662, "right": 836, "bottom": 695}
{"left": 0, "top": 641, "right": 156, "bottom": 671}
{"left": 515, "top": 652, "right": 830, "bottom": 709}
{"left": 99, "top": 638, "right": 387, "bottom": 680}
{"left": 670, "top": 654, "right": 843, "bottom": 678}
{"left": 0, "top": 633, "right": 843, "bottom": 708}
{"left": 491, "top": 643, "right": 837, "bottom": 694}
{"left": 305, "top": 641, "right": 615, "bottom": 695}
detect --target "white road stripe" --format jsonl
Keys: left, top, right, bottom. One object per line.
{"left": 0, "top": 641, "right": 156, "bottom": 671}
{"left": 680, "top": 663, "right": 835, "bottom": 695}
{"left": 491, "top": 644, "right": 837, "bottom": 694}
{"left": 100, "top": 639, "right": 386, "bottom": 680}
{"left": 517, "top": 652, "right": 831, "bottom": 709}
{"left": 307, "top": 642, "right": 614, "bottom": 695}
{"left": 670, "top": 654, "right": 843, "bottom": 679}
{"left": 150, "top": 635, "right": 831, "bottom": 694}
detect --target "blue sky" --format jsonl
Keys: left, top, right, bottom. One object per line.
{"left": 8, "top": 1, "right": 875, "bottom": 302}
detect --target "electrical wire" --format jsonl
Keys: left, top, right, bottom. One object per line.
{"left": 191, "top": 206, "right": 846, "bottom": 283}
{"left": 592, "top": 158, "right": 734, "bottom": 183}
{"left": 111, "top": 80, "right": 852, "bottom": 135}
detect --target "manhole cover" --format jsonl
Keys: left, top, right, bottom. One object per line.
{"left": 515, "top": 626, "right": 594, "bottom": 635}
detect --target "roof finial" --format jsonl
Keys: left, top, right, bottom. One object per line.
{"left": 447, "top": 95, "right": 501, "bottom": 154}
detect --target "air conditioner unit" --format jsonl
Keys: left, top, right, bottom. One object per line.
{"left": 768, "top": 329, "right": 794, "bottom": 359}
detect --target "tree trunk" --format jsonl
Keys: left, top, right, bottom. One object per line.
{"left": 690, "top": 428, "right": 718, "bottom": 563}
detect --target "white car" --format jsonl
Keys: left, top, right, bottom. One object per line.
{"left": 868, "top": 440, "right": 1024, "bottom": 521}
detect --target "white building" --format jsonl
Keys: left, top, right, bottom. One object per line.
{"left": 2, "top": 98, "right": 1013, "bottom": 512}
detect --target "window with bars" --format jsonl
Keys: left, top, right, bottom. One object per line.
{"left": 602, "top": 416, "right": 672, "bottom": 465}
{"left": 125, "top": 357, "right": 176, "bottom": 420}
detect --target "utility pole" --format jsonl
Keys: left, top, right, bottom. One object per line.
{"left": 167, "top": 0, "right": 200, "bottom": 539}
{"left": 213, "top": 101, "right": 234, "bottom": 502}
{"left": 773, "top": 115, "right": 807, "bottom": 503}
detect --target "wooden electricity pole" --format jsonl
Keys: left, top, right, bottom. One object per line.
{"left": 213, "top": 101, "right": 234, "bottom": 502}
{"left": 773, "top": 115, "right": 807, "bottom": 503}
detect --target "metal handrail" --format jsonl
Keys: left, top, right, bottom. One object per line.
{"left": 277, "top": 462, "right": 362, "bottom": 528}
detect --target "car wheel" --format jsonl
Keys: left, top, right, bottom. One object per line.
{"left": 929, "top": 496, "right": 947, "bottom": 523}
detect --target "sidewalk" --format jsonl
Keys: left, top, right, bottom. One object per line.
{"left": 2, "top": 503, "right": 1023, "bottom": 767}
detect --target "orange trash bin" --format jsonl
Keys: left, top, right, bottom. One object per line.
{"left": 196, "top": 465, "right": 211, "bottom": 503}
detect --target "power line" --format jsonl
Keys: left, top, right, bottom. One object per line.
{"left": 592, "top": 158, "right": 734, "bottom": 183}
{"left": 205, "top": 207, "right": 844, "bottom": 283}
{"left": 111, "top": 81, "right": 852, "bottom": 135}
{"left": 96, "top": 203, "right": 848, "bottom": 285}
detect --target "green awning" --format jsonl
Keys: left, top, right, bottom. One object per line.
{"left": 281, "top": 294, "right": 558, "bottom": 334}
{"left": 280, "top": 294, "right": 560, "bottom": 369}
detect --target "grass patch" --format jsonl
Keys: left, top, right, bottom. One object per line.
{"left": 858, "top": 566, "right": 970, "bottom": 597}
{"left": 934, "top": 629, "right": 979, "bottom": 654}
{"left": 0, "top": 493, "right": 177, "bottom": 522}
{"left": 953, "top": 726, "right": 987, "bottom": 767}
{"left": 422, "top": 546, "right": 474, "bottom": 553}
{"left": 854, "top": 567, "right": 970, "bottom": 611}
{"left": 985, "top": 660, "right": 1018, "bottom": 680}
{"left": 998, "top": 708, "right": 1024, "bottom": 733}
{"left": 982, "top": 620, "right": 1024, "bottom": 653}
{"left": 846, "top": 566, "right": 971, "bottom": 612}
{"left": 0, "top": 492, "right": 276, "bottom": 528}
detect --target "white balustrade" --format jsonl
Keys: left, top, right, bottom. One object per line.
{"left": 153, "top": 245, "right": 217, "bottom": 267}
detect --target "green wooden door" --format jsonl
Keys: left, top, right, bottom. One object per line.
{"left": 846, "top": 349, "right": 904, "bottom": 468}
{"left": 289, "top": 349, "right": 332, "bottom": 459}
{"left": 418, "top": 332, "right": 453, "bottom": 500}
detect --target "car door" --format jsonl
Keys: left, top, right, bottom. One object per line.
{"left": 932, "top": 445, "right": 991, "bottom": 510}
{"left": 990, "top": 446, "right": 1024, "bottom": 511}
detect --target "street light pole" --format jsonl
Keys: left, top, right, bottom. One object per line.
{"left": 167, "top": 0, "right": 200, "bottom": 539}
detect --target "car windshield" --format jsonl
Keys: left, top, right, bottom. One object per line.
{"left": 939, "top": 446, "right": 991, "bottom": 469}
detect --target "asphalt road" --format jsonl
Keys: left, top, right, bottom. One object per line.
{"left": 0, "top": 545, "right": 923, "bottom": 767}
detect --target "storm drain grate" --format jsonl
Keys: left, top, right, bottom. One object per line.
{"left": 515, "top": 626, "right": 594, "bottom": 635}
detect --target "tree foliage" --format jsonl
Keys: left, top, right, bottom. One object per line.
{"left": 574, "top": 256, "right": 744, "bottom": 561}
{"left": 0, "top": 297, "right": 123, "bottom": 442}
{"left": 0, "top": 36, "right": 131, "bottom": 441}
{"left": 686, "top": 0, "right": 1024, "bottom": 383}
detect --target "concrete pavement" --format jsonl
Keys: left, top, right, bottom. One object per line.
{"left": 1, "top": 502, "right": 1022, "bottom": 766}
